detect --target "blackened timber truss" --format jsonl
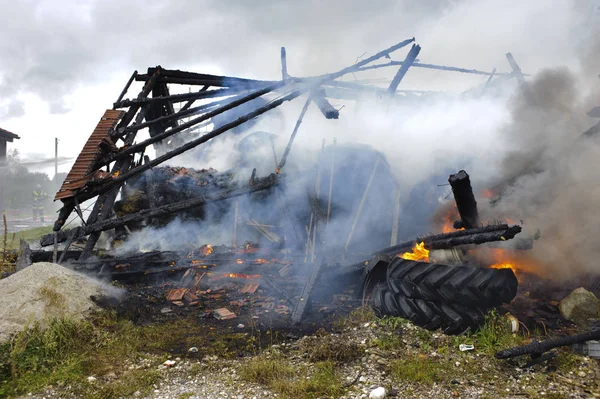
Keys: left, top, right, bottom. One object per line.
{"left": 46, "top": 38, "right": 517, "bottom": 259}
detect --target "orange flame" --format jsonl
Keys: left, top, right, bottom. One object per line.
{"left": 473, "top": 248, "right": 541, "bottom": 280}
{"left": 236, "top": 259, "right": 244, "bottom": 264}
{"left": 400, "top": 242, "right": 430, "bottom": 262}
{"left": 253, "top": 258, "right": 270, "bottom": 265}
{"left": 481, "top": 189, "right": 494, "bottom": 198}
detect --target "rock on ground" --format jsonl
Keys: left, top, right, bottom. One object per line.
{"left": 559, "top": 287, "right": 600, "bottom": 327}
{"left": 0, "top": 262, "right": 110, "bottom": 343}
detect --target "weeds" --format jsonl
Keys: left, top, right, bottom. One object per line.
{"left": 299, "top": 334, "right": 361, "bottom": 362}
{"left": 390, "top": 355, "right": 444, "bottom": 384}
{"left": 240, "top": 357, "right": 344, "bottom": 399}
{"left": 472, "top": 310, "right": 526, "bottom": 356}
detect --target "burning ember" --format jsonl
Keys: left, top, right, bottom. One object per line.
{"left": 200, "top": 244, "right": 214, "bottom": 256}
{"left": 236, "top": 259, "right": 243, "bottom": 265}
{"left": 400, "top": 242, "right": 430, "bottom": 262}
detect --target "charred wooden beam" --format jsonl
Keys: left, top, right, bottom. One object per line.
{"left": 41, "top": 173, "right": 281, "bottom": 247}
{"left": 138, "top": 68, "right": 276, "bottom": 87}
{"left": 114, "top": 70, "right": 138, "bottom": 107}
{"left": 100, "top": 83, "right": 285, "bottom": 167}
{"left": 114, "top": 86, "right": 252, "bottom": 108}
{"left": 388, "top": 43, "right": 421, "bottom": 93}
{"left": 449, "top": 170, "right": 480, "bottom": 229}
{"left": 505, "top": 53, "right": 537, "bottom": 106}
{"left": 376, "top": 224, "right": 522, "bottom": 257}
{"left": 281, "top": 47, "right": 288, "bottom": 80}
{"left": 276, "top": 96, "right": 312, "bottom": 174}
{"left": 582, "top": 119, "right": 600, "bottom": 138}
{"left": 119, "top": 100, "right": 224, "bottom": 136}
{"left": 71, "top": 39, "right": 417, "bottom": 204}
{"left": 356, "top": 61, "right": 512, "bottom": 77}
{"left": 496, "top": 329, "right": 600, "bottom": 359}
{"left": 312, "top": 89, "right": 339, "bottom": 119}
{"left": 291, "top": 261, "right": 323, "bottom": 324}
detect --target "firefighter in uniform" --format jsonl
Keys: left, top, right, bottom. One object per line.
{"left": 32, "top": 185, "right": 47, "bottom": 222}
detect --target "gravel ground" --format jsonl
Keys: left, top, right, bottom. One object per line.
{"left": 18, "top": 320, "right": 600, "bottom": 399}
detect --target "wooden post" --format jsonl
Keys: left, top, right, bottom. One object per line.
{"left": 391, "top": 190, "right": 401, "bottom": 246}
{"left": 344, "top": 156, "right": 380, "bottom": 254}
{"left": 311, "top": 139, "right": 326, "bottom": 262}
{"left": 233, "top": 200, "right": 238, "bottom": 248}
{"left": 281, "top": 47, "right": 288, "bottom": 80}
{"left": 388, "top": 44, "right": 421, "bottom": 93}
{"left": 326, "top": 138, "right": 336, "bottom": 223}
{"left": 448, "top": 170, "right": 480, "bottom": 229}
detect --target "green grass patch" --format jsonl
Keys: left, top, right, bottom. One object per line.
{"left": 471, "top": 310, "right": 526, "bottom": 356}
{"left": 334, "top": 306, "right": 376, "bottom": 330}
{"left": 390, "top": 354, "right": 444, "bottom": 384}
{"left": 0, "top": 225, "right": 54, "bottom": 251}
{"left": 240, "top": 357, "right": 344, "bottom": 399}
{"left": 0, "top": 310, "right": 258, "bottom": 398}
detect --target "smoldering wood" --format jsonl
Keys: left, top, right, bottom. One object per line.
{"left": 101, "top": 83, "right": 286, "bottom": 167}
{"left": 505, "top": 52, "right": 537, "bottom": 106}
{"left": 291, "top": 261, "right": 324, "bottom": 324}
{"left": 496, "top": 329, "right": 600, "bottom": 359}
{"left": 388, "top": 44, "right": 421, "bottom": 93}
{"left": 484, "top": 68, "right": 497, "bottom": 90}
{"left": 281, "top": 47, "right": 288, "bottom": 80}
{"left": 329, "top": 224, "right": 523, "bottom": 280}
{"left": 448, "top": 170, "right": 480, "bottom": 229}
{"left": 56, "top": 38, "right": 420, "bottom": 224}
{"left": 277, "top": 96, "right": 312, "bottom": 174}
{"left": 136, "top": 68, "right": 276, "bottom": 88}
{"left": 41, "top": 173, "right": 281, "bottom": 247}
{"left": 376, "top": 224, "right": 522, "bottom": 257}
{"left": 312, "top": 89, "right": 339, "bottom": 119}
{"left": 356, "top": 61, "right": 512, "bottom": 77}
{"left": 114, "top": 70, "right": 138, "bottom": 107}
{"left": 119, "top": 100, "right": 224, "bottom": 136}
{"left": 114, "top": 86, "right": 253, "bottom": 108}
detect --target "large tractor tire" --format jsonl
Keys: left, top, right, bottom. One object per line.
{"left": 371, "top": 283, "right": 487, "bottom": 335}
{"left": 386, "top": 258, "right": 518, "bottom": 308}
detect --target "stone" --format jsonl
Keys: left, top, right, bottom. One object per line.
{"left": 189, "top": 347, "right": 198, "bottom": 353}
{"left": 163, "top": 360, "right": 177, "bottom": 367}
{"left": 559, "top": 288, "right": 600, "bottom": 327}
{"left": 369, "top": 387, "right": 386, "bottom": 399}
{"left": 359, "top": 376, "right": 368, "bottom": 383}
{"left": 86, "top": 376, "right": 96, "bottom": 382}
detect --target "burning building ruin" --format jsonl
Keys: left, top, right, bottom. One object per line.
{"left": 25, "top": 37, "right": 600, "bottom": 340}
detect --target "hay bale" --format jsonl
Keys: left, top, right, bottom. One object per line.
{"left": 0, "top": 262, "right": 109, "bottom": 343}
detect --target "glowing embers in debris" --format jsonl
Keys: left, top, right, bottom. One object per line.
{"left": 207, "top": 272, "right": 261, "bottom": 280}
{"left": 400, "top": 242, "right": 430, "bottom": 262}
{"left": 200, "top": 244, "right": 214, "bottom": 256}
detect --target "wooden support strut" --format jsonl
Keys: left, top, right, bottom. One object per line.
{"left": 77, "top": 70, "right": 162, "bottom": 259}
{"left": 388, "top": 43, "right": 421, "bottom": 93}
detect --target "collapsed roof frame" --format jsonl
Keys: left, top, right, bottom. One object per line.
{"left": 45, "top": 38, "right": 516, "bottom": 261}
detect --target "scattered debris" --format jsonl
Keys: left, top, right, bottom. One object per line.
{"left": 212, "top": 308, "right": 237, "bottom": 320}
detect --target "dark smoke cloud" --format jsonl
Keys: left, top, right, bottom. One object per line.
{"left": 482, "top": 68, "right": 600, "bottom": 278}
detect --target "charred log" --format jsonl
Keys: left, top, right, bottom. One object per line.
{"left": 312, "top": 89, "right": 339, "bottom": 119}
{"left": 448, "top": 170, "right": 480, "bottom": 229}
{"left": 496, "top": 329, "right": 600, "bottom": 359}
{"left": 388, "top": 43, "right": 421, "bottom": 93}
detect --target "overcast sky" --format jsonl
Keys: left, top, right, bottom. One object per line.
{"left": 0, "top": 0, "right": 598, "bottom": 175}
